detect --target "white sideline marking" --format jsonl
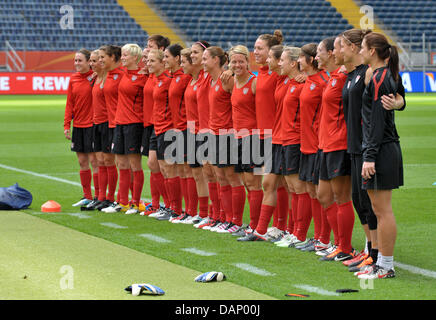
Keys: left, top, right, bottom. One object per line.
{"left": 394, "top": 261, "right": 436, "bottom": 279}
{"left": 67, "top": 213, "right": 91, "bottom": 219}
{"left": 3, "top": 163, "right": 436, "bottom": 280}
{"left": 30, "top": 211, "right": 90, "bottom": 219}
{"left": 138, "top": 233, "right": 172, "bottom": 243}
{"left": 181, "top": 248, "right": 216, "bottom": 256}
{"left": 100, "top": 222, "right": 128, "bottom": 229}
{"left": 233, "top": 263, "right": 275, "bottom": 276}
{"left": 294, "top": 284, "right": 340, "bottom": 297}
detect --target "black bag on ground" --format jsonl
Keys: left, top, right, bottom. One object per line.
{"left": 0, "top": 183, "right": 33, "bottom": 210}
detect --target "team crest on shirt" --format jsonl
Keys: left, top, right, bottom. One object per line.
{"left": 131, "top": 75, "right": 137, "bottom": 81}
{"left": 215, "top": 85, "right": 219, "bottom": 92}
{"left": 158, "top": 81, "right": 163, "bottom": 87}
{"left": 347, "top": 80, "right": 351, "bottom": 89}
{"left": 114, "top": 74, "right": 118, "bottom": 80}
{"left": 243, "top": 87, "right": 249, "bottom": 95}
{"left": 290, "top": 86, "right": 296, "bottom": 93}
{"left": 268, "top": 71, "right": 272, "bottom": 75}
{"left": 310, "top": 83, "right": 316, "bottom": 91}
{"left": 87, "top": 75, "right": 93, "bottom": 82}
{"left": 194, "top": 85, "right": 197, "bottom": 91}
{"left": 100, "top": 83, "right": 104, "bottom": 89}
{"left": 355, "top": 75, "right": 361, "bottom": 84}
{"left": 284, "top": 78, "right": 289, "bottom": 84}
{"left": 331, "top": 79, "right": 337, "bottom": 87}
{"left": 176, "top": 76, "right": 180, "bottom": 83}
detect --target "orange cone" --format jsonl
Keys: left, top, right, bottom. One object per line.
{"left": 41, "top": 200, "right": 61, "bottom": 212}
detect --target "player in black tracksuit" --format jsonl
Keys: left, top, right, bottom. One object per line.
{"left": 358, "top": 32, "right": 404, "bottom": 279}
{"left": 343, "top": 63, "right": 405, "bottom": 268}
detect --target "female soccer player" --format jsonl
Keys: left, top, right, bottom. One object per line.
{"left": 147, "top": 48, "right": 177, "bottom": 220}
{"left": 180, "top": 47, "right": 211, "bottom": 225}
{"left": 293, "top": 43, "right": 329, "bottom": 250}
{"left": 227, "top": 45, "right": 263, "bottom": 238}
{"left": 340, "top": 29, "right": 405, "bottom": 273}
{"left": 238, "top": 44, "right": 289, "bottom": 241}
{"left": 105, "top": 44, "right": 146, "bottom": 214}
{"left": 98, "top": 45, "right": 124, "bottom": 213}
{"left": 315, "top": 36, "right": 354, "bottom": 261}
{"left": 85, "top": 50, "right": 108, "bottom": 210}
{"left": 203, "top": 46, "right": 246, "bottom": 234}
{"left": 162, "top": 44, "right": 195, "bottom": 223}
{"left": 358, "top": 32, "right": 404, "bottom": 279}
{"left": 273, "top": 46, "right": 307, "bottom": 248}
{"left": 141, "top": 36, "right": 172, "bottom": 216}
{"left": 64, "top": 48, "right": 97, "bottom": 207}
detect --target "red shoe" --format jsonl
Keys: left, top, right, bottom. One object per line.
{"left": 343, "top": 251, "right": 367, "bottom": 267}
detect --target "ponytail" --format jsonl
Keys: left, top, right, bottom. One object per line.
{"left": 388, "top": 45, "right": 400, "bottom": 82}
{"left": 364, "top": 32, "right": 399, "bottom": 82}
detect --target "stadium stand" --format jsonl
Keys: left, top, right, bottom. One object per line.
{"left": 0, "top": 0, "right": 149, "bottom": 51}
{"left": 149, "top": 0, "right": 353, "bottom": 49}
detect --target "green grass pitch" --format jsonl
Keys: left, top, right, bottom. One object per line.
{"left": 0, "top": 93, "right": 435, "bottom": 300}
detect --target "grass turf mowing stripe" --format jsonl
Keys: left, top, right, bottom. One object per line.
{"left": 233, "top": 263, "right": 275, "bottom": 276}
{"left": 138, "top": 233, "right": 172, "bottom": 243}
{"left": 100, "top": 222, "right": 128, "bottom": 229}
{"left": 293, "top": 285, "right": 340, "bottom": 297}
{"left": 181, "top": 248, "right": 217, "bottom": 257}
{"left": 0, "top": 211, "right": 274, "bottom": 300}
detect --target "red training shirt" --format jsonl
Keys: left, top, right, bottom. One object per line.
{"left": 272, "top": 75, "right": 290, "bottom": 144}
{"left": 209, "top": 77, "right": 233, "bottom": 135}
{"left": 196, "top": 69, "right": 211, "bottom": 133}
{"left": 92, "top": 76, "right": 108, "bottom": 125}
{"left": 231, "top": 75, "right": 257, "bottom": 138}
{"left": 152, "top": 70, "right": 173, "bottom": 136}
{"left": 64, "top": 69, "right": 94, "bottom": 130}
{"left": 103, "top": 66, "right": 125, "bottom": 128}
{"left": 143, "top": 73, "right": 155, "bottom": 127}
{"left": 255, "top": 66, "right": 278, "bottom": 139}
{"left": 282, "top": 79, "right": 304, "bottom": 146}
{"left": 168, "top": 68, "right": 192, "bottom": 131}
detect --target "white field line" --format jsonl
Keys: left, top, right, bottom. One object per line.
{"left": 233, "top": 263, "right": 275, "bottom": 276}
{"left": 293, "top": 284, "right": 340, "bottom": 297}
{"left": 138, "top": 233, "right": 172, "bottom": 243}
{"left": 100, "top": 222, "right": 128, "bottom": 229}
{"left": 181, "top": 247, "right": 217, "bottom": 256}
{"left": 3, "top": 163, "right": 436, "bottom": 280}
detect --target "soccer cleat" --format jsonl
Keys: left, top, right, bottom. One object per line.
{"left": 354, "top": 263, "right": 376, "bottom": 277}
{"left": 204, "top": 220, "right": 221, "bottom": 231}
{"left": 216, "top": 222, "right": 237, "bottom": 234}
{"left": 140, "top": 204, "right": 158, "bottom": 216}
{"left": 316, "top": 244, "right": 337, "bottom": 257}
{"left": 357, "top": 265, "right": 395, "bottom": 279}
{"left": 81, "top": 198, "right": 100, "bottom": 211}
{"left": 275, "top": 233, "right": 294, "bottom": 247}
{"left": 194, "top": 217, "right": 213, "bottom": 229}
{"left": 294, "top": 238, "right": 313, "bottom": 250}
{"left": 125, "top": 205, "right": 140, "bottom": 215}
{"left": 95, "top": 199, "right": 112, "bottom": 211}
{"left": 211, "top": 221, "right": 228, "bottom": 232}
{"left": 266, "top": 227, "right": 285, "bottom": 243}
{"left": 237, "top": 230, "right": 267, "bottom": 241}
{"left": 319, "top": 247, "right": 342, "bottom": 261}
{"left": 102, "top": 203, "right": 129, "bottom": 213}
{"left": 344, "top": 251, "right": 368, "bottom": 267}
{"left": 148, "top": 206, "right": 166, "bottom": 218}
{"left": 171, "top": 213, "right": 188, "bottom": 223}
{"left": 349, "top": 256, "right": 374, "bottom": 273}
{"left": 314, "top": 240, "right": 330, "bottom": 253}
{"left": 72, "top": 198, "right": 92, "bottom": 207}
{"left": 334, "top": 251, "right": 355, "bottom": 261}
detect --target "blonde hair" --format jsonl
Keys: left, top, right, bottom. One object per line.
{"left": 180, "top": 48, "right": 192, "bottom": 64}
{"left": 206, "top": 46, "right": 228, "bottom": 67}
{"left": 282, "top": 46, "right": 301, "bottom": 61}
{"left": 229, "top": 45, "right": 250, "bottom": 63}
{"left": 122, "top": 43, "right": 143, "bottom": 64}
{"left": 148, "top": 48, "right": 164, "bottom": 61}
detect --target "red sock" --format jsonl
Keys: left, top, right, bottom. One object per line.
{"left": 168, "top": 177, "right": 182, "bottom": 214}
{"left": 289, "top": 193, "right": 299, "bottom": 235}
{"left": 219, "top": 185, "right": 233, "bottom": 222}
{"left": 98, "top": 166, "right": 108, "bottom": 201}
{"left": 276, "top": 187, "right": 289, "bottom": 231}
{"left": 324, "top": 203, "right": 339, "bottom": 245}
{"left": 179, "top": 177, "right": 188, "bottom": 214}
{"left": 208, "top": 182, "right": 220, "bottom": 220}
{"left": 118, "top": 169, "right": 131, "bottom": 206}
{"left": 187, "top": 177, "right": 198, "bottom": 216}
{"left": 231, "top": 185, "right": 246, "bottom": 226}
{"left": 248, "top": 189, "right": 263, "bottom": 230}
{"left": 80, "top": 169, "right": 92, "bottom": 200}
{"left": 256, "top": 204, "right": 276, "bottom": 235}
{"left": 337, "top": 201, "right": 355, "bottom": 254}
{"left": 93, "top": 171, "right": 99, "bottom": 199}
{"left": 296, "top": 193, "right": 312, "bottom": 241}
{"left": 319, "top": 205, "right": 332, "bottom": 245}
{"left": 149, "top": 173, "right": 159, "bottom": 209}
{"left": 132, "top": 170, "right": 144, "bottom": 206}
{"left": 129, "top": 169, "right": 134, "bottom": 202}
{"left": 106, "top": 165, "right": 118, "bottom": 202}
{"left": 311, "top": 198, "right": 322, "bottom": 240}
{"left": 198, "top": 196, "right": 209, "bottom": 218}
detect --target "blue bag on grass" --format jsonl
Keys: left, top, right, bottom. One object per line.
{"left": 0, "top": 183, "right": 33, "bottom": 210}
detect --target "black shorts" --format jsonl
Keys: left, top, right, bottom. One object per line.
{"left": 156, "top": 129, "right": 186, "bottom": 163}
{"left": 235, "top": 135, "right": 264, "bottom": 173}
{"left": 210, "top": 133, "right": 238, "bottom": 168}
{"left": 111, "top": 123, "right": 143, "bottom": 155}
{"left": 71, "top": 126, "right": 93, "bottom": 153}
{"left": 187, "top": 131, "right": 204, "bottom": 168}
{"left": 141, "top": 125, "right": 153, "bottom": 157}
{"left": 263, "top": 143, "right": 283, "bottom": 175}
{"left": 318, "top": 149, "right": 351, "bottom": 181}
{"left": 362, "top": 142, "right": 404, "bottom": 190}
{"left": 299, "top": 152, "right": 317, "bottom": 183}
{"left": 282, "top": 144, "right": 301, "bottom": 176}
{"left": 92, "top": 122, "right": 111, "bottom": 153}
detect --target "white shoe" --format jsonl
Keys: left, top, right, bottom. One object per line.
{"left": 125, "top": 206, "right": 140, "bottom": 215}
{"left": 72, "top": 198, "right": 92, "bottom": 207}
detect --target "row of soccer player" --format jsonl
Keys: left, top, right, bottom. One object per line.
{"left": 64, "top": 29, "right": 405, "bottom": 279}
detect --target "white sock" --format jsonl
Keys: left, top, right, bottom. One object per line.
{"left": 378, "top": 255, "right": 394, "bottom": 270}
